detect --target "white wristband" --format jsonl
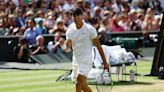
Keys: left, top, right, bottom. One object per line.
{"left": 60, "top": 43, "right": 67, "bottom": 50}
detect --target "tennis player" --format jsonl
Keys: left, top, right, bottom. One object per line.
{"left": 61, "top": 8, "right": 109, "bottom": 92}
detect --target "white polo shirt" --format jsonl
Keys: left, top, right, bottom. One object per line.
{"left": 66, "top": 21, "right": 97, "bottom": 64}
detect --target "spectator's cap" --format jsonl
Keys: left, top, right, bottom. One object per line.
{"left": 47, "top": 11, "right": 53, "bottom": 16}
{"left": 47, "top": 11, "right": 54, "bottom": 19}
{"left": 26, "top": 10, "right": 33, "bottom": 16}
{"left": 94, "top": 6, "right": 101, "bottom": 12}
{"left": 56, "top": 18, "right": 63, "bottom": 24}
{"left": 104, "top": 10, "right": 111, "bottom": 16}
{"left": 36, "top": 10, "right": 44, "bottom": 17}
{"left": 28, "top": 0, "right": 34, "bottom": 5}
{"left": 77, "top": 0, "right": 84, "bottom": 3}
{"left": 71, "top": 8, "right": 83, "bottom": 17}
{"left": 36, "top": 35, "right": 44, "bottom": 41}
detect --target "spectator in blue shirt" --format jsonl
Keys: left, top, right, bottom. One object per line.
{"left": 15, "top": 7, "right": 25, "bottom": 28}
{"left": 24, "top": 18, "right": 41, "bottom": 46}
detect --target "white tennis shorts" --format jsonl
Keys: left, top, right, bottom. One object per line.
{"left": 71, "top": 58, "right": 93, "bottom": 80}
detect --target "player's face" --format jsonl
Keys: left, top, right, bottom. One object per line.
{"left": 72, "top": 14, "right": 83, "bottom": 25}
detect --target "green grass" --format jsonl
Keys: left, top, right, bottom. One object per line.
{"left": 0, "top": 60, "right": 164, "bottom": 92}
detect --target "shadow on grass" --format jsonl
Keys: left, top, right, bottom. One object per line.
{"left": 113, "top": 81, "right": 153, "bottom": 86}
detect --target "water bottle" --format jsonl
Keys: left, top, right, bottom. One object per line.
{"left": 159, "top": 66, "right": 164, "bottom": 79}
{"left": 159, "top": 66, "right": 164, "bottom": 72}
{"left": 130, "top": 69, "right": 135, "bottom": 83}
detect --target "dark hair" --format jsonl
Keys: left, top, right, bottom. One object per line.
{"left": 27, "top": 18, "right": 36, "bottom": 25}
{"left": 19, "top": 37, "right": 27, "bottom": 44}
{"left": 71, "top": 8, "right": 83, "bottom": 17}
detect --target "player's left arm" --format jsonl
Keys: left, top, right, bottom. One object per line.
{"left": 92, "top": 37, "right": 109, "bottom": 72}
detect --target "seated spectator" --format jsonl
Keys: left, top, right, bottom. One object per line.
{"left": 25, "top": 10, "right": 34, "bottom": 20}
{"left": 0, "top": 11, "right": 9, "bottom": 35}
{"left": 142, "top": 14, "right": 154, "bottom": 38}
{"left": 118, "top": 14, "right": 131, "bottom": 31}
{"left": 47, "top": 32, "right": 66, "bottom": 54}
{"left": 24, "top": 18, "right": 41, "bottom": 46}
{"left": 30, "top": 35, "right": 47, "bottom": 55}
{"left": 44, "top": 11, "right": 56, "bottom": 30}
{"left": 5, "top": 0, "right": 16, "bottom": 14}
{"left": 93, "top": 6, "right": 103, "bottom": 20}
{"left": 111, "top": 16, "right": 124, "bottom": 32}
{"left": 48, "top": 1, "right": 59, "bottom": 13}
{"left": 15, "top": 26, "right": 26, "bottom": 36}
{"left": 152, "top": 15, "right": 161, "bottom": 31}
{"left": 98, "top": 27, "right": 113, "bottom": 46}
{"left": 35, "top": 18, "right": 48, "bottom": 34}
{"left": 35, "top": 10, "right": 45, "bottom": 19}
{"left": 49, "top": 18, "right": 66, "bottom": 34}
{"left": 91, "top": 17, "right": 100, "bottom": 31}
{"left": 63, "top": 0, "right": 75, "bottom": 12}
{"left": 14, "top": 37, "right": 29, "bottom": 63}
{"left": 47, "top": 32, "right": 71, "bottom": 54}
{"left": 15, "top": 7, "right": 25, "bottom": 28}
{"left": 135, "top": 13, "right": 145, "bottom": 31}
{"left": 5, "top": 14, "right": 19, "bottom": 36}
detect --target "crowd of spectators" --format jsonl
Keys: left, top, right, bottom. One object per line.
{"left": 0, "top": 0, "right": 163, "bottom": 62}
{"left": 0, "top": 0, "right": 163, "bottom": 36}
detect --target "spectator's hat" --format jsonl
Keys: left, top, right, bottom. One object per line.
{"left": 47, "top": 11, "right": 54, "bottom": 19}
{"left": 77, "top": 0, "right": 84, "bottom": 3}
{"left": 47, "top": 11, "right": 53, "bottom": 16}
{"left": 28, "top": 0, "right": 34, "bottom": 5}
{"left": 36, "top": 10, "right": 44, "bottom": 17}
{"left": 94, "top": 6, "right": 101, "bottom": 12}
{"left": 26, "top": 10, "right": 33, "bottom": 17}
{"left": 56, "top": 18, "right": 63, "bottom": 23}
{"left": 104, "top": 10, "right": 111, "bottom": 16}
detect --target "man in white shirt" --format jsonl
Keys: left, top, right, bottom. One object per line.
{"left": 61, "top": 8, "right": 109, "bottom": 92}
